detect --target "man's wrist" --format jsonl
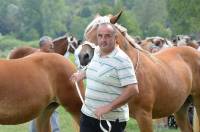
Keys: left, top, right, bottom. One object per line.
{"left": 78, "top": 70, "right": 86, "bottom": 79}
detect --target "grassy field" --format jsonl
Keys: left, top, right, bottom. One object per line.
{"left": 0, "top": 106, "right": 179, "bottom": 132}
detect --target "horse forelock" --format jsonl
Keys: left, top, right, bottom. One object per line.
{"left": 82, "top": 41, "right": 96, "bottom": 49}
{"left": 84, "top": 16, "right": 110, "bottom": 39}
{"left": 53, "top": 35, "right": 67, "bottom": 42}
{"left": 84, "top": 15, "right": 143, "bottom": 51}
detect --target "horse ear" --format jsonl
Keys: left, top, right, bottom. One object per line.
{"left": 110, "top": 10, "right": 123, "bottom": 24}
{"left": 172, "top": 37, "right": 177, "bottom": 43}
{"left": 78, "top": 40, "right": 83, "bottom": 46}
{"left": 177, "top": 36, "right": 180, "bottom": 41}
{"left": 70, "top": 36, "right": 74, "bottom": 41}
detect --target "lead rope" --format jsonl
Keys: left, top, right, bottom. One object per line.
{"left": 74, "top": 81, "right": 112, "bottom": 132}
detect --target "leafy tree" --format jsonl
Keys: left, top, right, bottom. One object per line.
{"left": 133, "top": 0, "right": 168, "bottom": 37}
{"left": 0, "top": 0, "right": 23, "bottom": 35}
{"left": 41, "top": 0, "right": 67, "bottom": 37}
{"left": 70, "top": 16, "right": 89, "bottom": 39}
{"left": 118, "top": 11, "right": 142, "bottom": 37}
{"left": 167, "top": 0, "right": 200, "bottom": 35}
{"left": 78, "top": 7, "right": 91, "bottom": 17}
{"left": 146, "top": 22, "right": 172, "bottom": 37}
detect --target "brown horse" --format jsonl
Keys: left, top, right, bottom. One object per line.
{"left": 140, "top": 36, "right": 174, "bottom": 53}
{"left": 8, "top": 35, "right": 79, "bottom": 59}
{"left": 78, "top": 11, "right": 200, "bottom": 132}
{"left": 0, "top": 52, "right": 84, "bottom": 132}
{"left": 173, "top": 35, "right": 199, "bottom": 49}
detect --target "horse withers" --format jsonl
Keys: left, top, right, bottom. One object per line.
{"left": 77, "top": 11, "right": 200, "bottom": 132}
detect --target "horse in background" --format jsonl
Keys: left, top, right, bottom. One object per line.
{"left": 78, "top": 11, "right": 200, "bottom": 132}
{"left": 8, "top": 35, "right": 80, "bottom": 59}
{"left": 0, "top": 53, "right": 84, "bottom": 132}
{"left": 139, "top": 36, "right": 173, "bottom": 53}
{"left": 172, "top": 35, "right": 199, "bottom": 49}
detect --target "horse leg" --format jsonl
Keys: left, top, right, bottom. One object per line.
{"left": 174, "top": 100, "right": 193, "bottom": 132}
{"left": 35, "top": 102, "right": 59, "bottom": 132}
{"left": 135, "top": 109, "right": 153, "bottom": 132}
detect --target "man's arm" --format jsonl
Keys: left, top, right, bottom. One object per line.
{"left": 95, "top": 83, "right": 139, "bottom": 119}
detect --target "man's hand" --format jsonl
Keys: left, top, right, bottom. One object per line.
{"left": 70, "top": 71, "right": 86, "bottom": 82}
{"left": 95, "top": 104, "right": 112, "bottom": 119}
{"left": 95, "top": 84, "right": 139, "bottom": 119}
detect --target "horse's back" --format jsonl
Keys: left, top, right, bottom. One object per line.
{"left": 8, "top": 46, "right": 38, "bottom": 59}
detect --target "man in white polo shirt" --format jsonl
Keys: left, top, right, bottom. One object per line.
{"left": 71, "top": 23, "right": 139, "bottom": 132}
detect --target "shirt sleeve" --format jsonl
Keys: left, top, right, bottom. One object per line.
{"left": 117, "top": 58, "right": 137, "bottom": 87}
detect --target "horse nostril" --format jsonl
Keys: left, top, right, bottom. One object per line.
{"left": 83, "top": 53, "right": 89, "bottom": 60}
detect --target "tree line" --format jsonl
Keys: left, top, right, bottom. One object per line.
{"left": 0, "top": 0, "right": 199, "bottom": 42}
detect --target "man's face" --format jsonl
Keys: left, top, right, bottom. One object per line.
{"left": 41, "top": 41, "right": 54, "bottom": 53}
{"left": 97, "top": 24, "right": 116, "bottom": 54}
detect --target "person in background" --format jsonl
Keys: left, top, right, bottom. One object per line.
{"left": 29, "top": 36, "right": 60, "bottom": 132}
{"left": 38, "top": 36, "right": 54, "bottom": 53}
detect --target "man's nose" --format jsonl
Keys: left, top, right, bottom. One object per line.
{"left": 100, "top": 36, "right": 106, "bottom": 41}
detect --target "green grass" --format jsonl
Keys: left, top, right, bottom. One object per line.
{"left": 0, "top": 106, "right": 179, "bottom": 132}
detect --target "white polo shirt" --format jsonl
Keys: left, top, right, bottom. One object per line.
{"left": 81, "top": 46, "right": 137, "bottom": 122}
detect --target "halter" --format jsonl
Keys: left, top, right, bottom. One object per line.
{"left": 64, "top": 36, "right": 78, "bottom": 58}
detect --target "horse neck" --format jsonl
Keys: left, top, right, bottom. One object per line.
{"left": 116, "top": 32, "right": 139, "bottom": 64}
{"left": 53, "top": 39, "right": 67, "bottom": 55}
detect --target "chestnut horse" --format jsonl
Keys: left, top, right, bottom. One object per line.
{"left": 78, "top": 11, "right": 200, "bottom": 132}
{"left": 8, "top": 35, "right": 79, "bottom": 59}
{"left": 0, "top": 52, "right": 84, "bottom": 132}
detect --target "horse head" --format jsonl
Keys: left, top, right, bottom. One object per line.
{"left": 173, "top": 35, "right": 199, "bottom": 49}
{"left": 140, "top": 36, "right": 173, "bottom": 52}
{"left": 79, "top": 11, "right": 140, "bottom": 68}
{"left": 53, "top": 35, "right": 79, "bottom": 55}
{"left": 174, "top": 35, "right": 192, "bottom": 46}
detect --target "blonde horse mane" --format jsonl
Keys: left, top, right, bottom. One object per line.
{"left": 113, "top": 23, "right": 162, "bottom": 64}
